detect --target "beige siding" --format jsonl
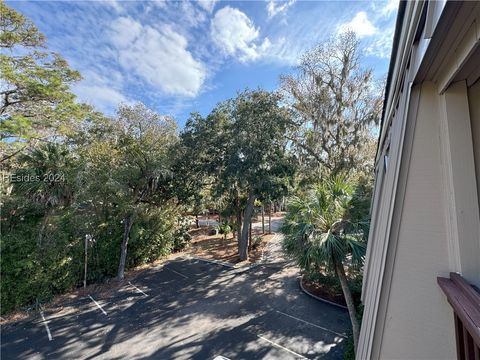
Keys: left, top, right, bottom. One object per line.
{"left": 358, "top": 2, "right": 480, "bottom": 359}
{"left": 375, "top": 82, "right": 455, "bottom": 360}
{"left": 469, "top": 80, "right": 480, "bottom": 211}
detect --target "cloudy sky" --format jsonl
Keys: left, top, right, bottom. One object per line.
{"left": 8, "top": 0, "right": 398, "bottom": 127}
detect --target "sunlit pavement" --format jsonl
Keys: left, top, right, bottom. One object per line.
{"left": 1, "top": 226, "right": 349, "bottom": 359}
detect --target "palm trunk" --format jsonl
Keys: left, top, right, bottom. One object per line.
{"left": 117, "top": 212, "right": 134, "bottom": 280}
{"left": 239, "top": 190, "right": 255, "bottom": 261}
{"left": 335, "top": 258, "right": 360, "bottom": 353}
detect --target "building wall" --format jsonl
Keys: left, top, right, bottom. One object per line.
{"left": 373, "top": 82, "right": 455, "bottom": 359}
{"left": 358, "top": 2, "right": 480, "bottom": 358}
{"left": 469, "top": 80, "right": 480, "bottom": 210}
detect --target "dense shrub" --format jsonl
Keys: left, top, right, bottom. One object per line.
{"left": 0, "top": 201, "right": 187, "bottom": 314}
{"left": 1, "top": 204, "right": 83, "bottom": 313}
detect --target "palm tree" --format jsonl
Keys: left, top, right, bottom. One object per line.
{"left": 281, "top": 176, "right": 368, "bottom": 353}
{"left": 13, "top": 143, "right": 76, "bottom": 246}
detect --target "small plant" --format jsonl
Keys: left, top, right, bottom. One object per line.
{"left": 252, "top": 235, "right": 263, "bottom": 249}
{"left": 173, "top": 217, "right": 192, "bottom": 251}
{"left": 217, "top": 222, "right": 232, "bottom": 241}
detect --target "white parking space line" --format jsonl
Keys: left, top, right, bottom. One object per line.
{"left": 257, "top": 335, "right": 308, "bottom": 359}
{"left": 275, "top": 310, "right": 347, "bottom": 338}
{"left": 88, "top": 295, "right": 108, "bottom": 315}
{"left": 164, "top": 266, "right": 189, "bottom": 279}
{"left": 40, "top": 310, "right": 53, "bottom": 341}
{"left": 128, "top": 281, "right": 148, "bottom": 297}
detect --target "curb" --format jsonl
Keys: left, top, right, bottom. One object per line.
{"left": 299, "top": 275, "right": 348, "bottom": 310}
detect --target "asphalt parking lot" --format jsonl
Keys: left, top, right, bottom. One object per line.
{"left": 1, "top": 237, "right": 350, "bottom": 359}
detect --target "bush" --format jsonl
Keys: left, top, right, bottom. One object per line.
{"left": 0, "top": 201, "right": 186, "bottom": 314}
{"left": 217, "top": 222, "right": 232, "bottom": 240}
{"left": 173, "top": 216, "right": 192, "bottom": 252}
{"left": 1, "top": 205, "right": 83, "bottom": 313}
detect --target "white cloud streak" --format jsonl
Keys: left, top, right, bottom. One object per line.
{"left": 338, "top": 11, "right": 377, "bottom": 38}
{"left": 198, "top": 0, "right": 218, "bottom": 13}
{"left": 211, "top": 6, "right": 270, "bottom": 62}
{"left": 266, "top": 0, "right": 296, "bottom": 18}
{"left": 381, "top": 0, "right": 398, "bottom": 17}
{"left": 73, "top": 69, "right": 129, "bottom": 114}
{"left": 109, "top": 17, "right": 206, "bottom": 97}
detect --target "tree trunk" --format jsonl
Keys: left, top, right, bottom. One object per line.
{"left": 84, "top": 235, "right": 88, "bottom": 289}
{"left": 268, "top": 203, "right": 272, "bottom": 234}
{"left": 248, "top": 221, "right": 253, "bottom": 251}
{"left": 239, "top": 190, "right": 255, "bottom": 261}
{"left": 117, "top": 213, "right": 134, "bottom": 280}
{"left": 261, "top": 205, "right": 265, "bottom": 234}
{"left": 195, "top": 214, "right": 199, "bottom": 228}
{"left": 37, "top": 208, "right": 52, "bottom": 247}
{"left": 335, "top": 258, "right": 360, "bottom": 354}
{"left": 231, "top": 215, "right": 236, "bottom": 238}
{"left": 236, "top": 208, "right": 242, "bottom": 247}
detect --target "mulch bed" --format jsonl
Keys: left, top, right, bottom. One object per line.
{"left": 186, "top": 227, "right": 276, "bottom": 265}
{"left": 301, "top": 277, "right": 347, "bottom": 306}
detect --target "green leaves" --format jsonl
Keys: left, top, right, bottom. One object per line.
{"left": 1, "top": 3, "right": 89, "bottom": 165}
{"left": 281, "top": 176, "right": 368, "bottom": 273}
{"left": 176, "top": 90, "right": 295, "bottom": 217}
{"left": 0, "top": 1, "right": 45, "bottom": 49}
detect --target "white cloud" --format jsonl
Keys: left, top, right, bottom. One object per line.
{"left": 109, "top": 17, "right": 206, "bottom": 97}
{"left": 365, "top": 24, "right": 395, "bottom": 58}
{"left": 198, "top": 0, "right": 218, "bottom": 13}
{"left": 75, "top": 84, "right": 129, "bottom": 113}
{"left": 211, "top": 6, "right": 270, "bottom": 62}
{"left": 104, "top": 0, "right": 124, "bottom": 13}
{"left": 338, "top": 11, "right": 377, "bottom": 38}
{"left": 180, "top": 1, "right": 208, "bottom": 28}
{"left": 73, "top": 69, "right": 129, "bottom": 114}
{"left": 266, "top": 0, "right": 295, "bottom": 18}
{"left": 381, "top": 0, "right": 398, "bottom": 17}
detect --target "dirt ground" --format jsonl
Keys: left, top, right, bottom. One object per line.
{"left": 186, "top": 226, "right": 277, "bottom": 265}
{"left": 301, "top": 277, "right": 347, "bottom": 306}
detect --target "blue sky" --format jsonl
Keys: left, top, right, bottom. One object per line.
{"left": 8, "top": 0, "right": 398, "bottom": 127}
